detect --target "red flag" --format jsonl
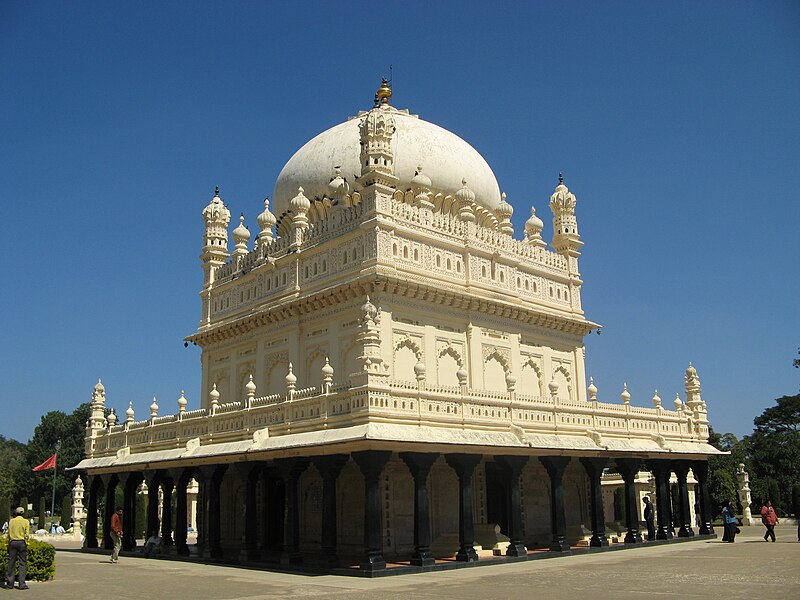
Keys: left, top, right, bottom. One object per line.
{"left": 32, "top": 453, "right": 57, "bottom": 472}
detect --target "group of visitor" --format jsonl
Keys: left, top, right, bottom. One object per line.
{"left": 721, "top": 499, "right": 791, "bottom": 543}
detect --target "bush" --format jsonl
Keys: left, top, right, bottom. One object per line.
{"left": 0, "top": 537, "right": 56, "bottom": 581}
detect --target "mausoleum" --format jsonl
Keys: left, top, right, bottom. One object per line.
{"left": 72, "top": 80, "right": 721, "bottom": 572}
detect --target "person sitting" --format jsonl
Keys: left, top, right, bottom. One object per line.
{"left": 143, "top": 534, "right": 162, "bottom": 558}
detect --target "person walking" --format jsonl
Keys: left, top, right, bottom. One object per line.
{"left": 721, "top": 500, "right": 738, "bottom": 543}
{"left": 4, "top": 507, "right": 30, "bottom": 590}
{"left": 109, "top": 507, "right": 123, "bottom": 563}
{"left": 761, "top": 499, "right": 778, "bottom": 542}
{"left": 642, "top": 496, "right": 656, "bottom": 540}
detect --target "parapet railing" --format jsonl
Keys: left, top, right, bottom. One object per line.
{"left": 89, "top": 379, "right": 707, "bottom": 458}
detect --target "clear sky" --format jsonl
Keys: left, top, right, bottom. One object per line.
{"left": 1, "top": 1, "right": 798, "bottom": 443}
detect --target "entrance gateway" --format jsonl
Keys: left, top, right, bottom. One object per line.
{"left": 72, "top": 80, "right": 721, "bottom": 574}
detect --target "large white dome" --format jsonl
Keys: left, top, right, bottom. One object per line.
{"left": 273, "top": 107, "right": 502, "bottom": 217}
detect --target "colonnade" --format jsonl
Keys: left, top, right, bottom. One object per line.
{"left": 81, "top": 454, "right": 714, "bottom": 571}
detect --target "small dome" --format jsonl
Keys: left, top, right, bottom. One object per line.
{"left": 233, "top": 214, "right": 250, "bottom": 244}
{"left": 548, "top": 379, "right": 559, "bottom": 395}
{"left": 150, "top": 396, "right": 159, "bottom": 415}
{"left": 321, "top": 357, "right": 334, "bottom": 377}
{"left": 94, "top": 378, "right": 104, "bottom": 392}
{"left": 525, "top": 207, "right": 544, "bottom": 235}
{"left": 674, "top": 394, "right": 683, "bottom": 410}
{"left": 587, "top": 377, "right": 597, "bottom": 397}
{"left": 620, "top": 383, "right": 631, "bottom": 404}
{"left": 289, "top": 187, "right": 311, "bottom": 212}
{"left": 496, "top": 192, "right": 513, "bottom": 218}
{"left": 652, "top": 389, "right": 662, "bottom": 407}
{"left": 245, "top": 374, "right": 257, "bottom": 395}
{"left": 455, "top": 179, "right": 476, "bottom": 204}
{"left": 327, "top": 168, "right": 349, "bottom": 198}
{"left": 411, "top": 165, "right": 432, "bottom": 190}
{"left": 361, "top": 296, "right": 378, "bottom": 320}
{"left": 209, "top": 383, "right": 220, "bottom": 404}
{"left": 178, "top": 390, "right": 188, "bottom": 410}
{"left": 257, "top": 198, "right": 276, "bottom": 230}
{"left": 285, "top": 363, "right": 297, "bottom": 386}
{"left": 107, "top": 409, "right": 117, "bottom": 426}
{"left": 125, "top": 401, "right": 135, "bottom": 421}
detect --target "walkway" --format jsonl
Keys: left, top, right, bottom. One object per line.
{"left": 23, "top": 524, "right": 800, "bottom": 599}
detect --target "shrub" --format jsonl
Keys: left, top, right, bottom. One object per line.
{"left": 0, "top": 537, "right": 56, "bottom": 581}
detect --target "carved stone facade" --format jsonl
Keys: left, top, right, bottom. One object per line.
{"left": 74, "top": 83, "right": 720, "bottom": 573}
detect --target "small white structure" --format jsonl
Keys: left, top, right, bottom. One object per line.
{"left": 736, "top": 463, "right": 754, "bottom": 525}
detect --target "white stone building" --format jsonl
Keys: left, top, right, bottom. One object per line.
{"left": 73, "top": 81, "right": 721, "bottom": 572}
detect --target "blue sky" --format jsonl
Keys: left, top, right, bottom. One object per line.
{"left": 1, "top": 1, "right": 798, "bottom": 443}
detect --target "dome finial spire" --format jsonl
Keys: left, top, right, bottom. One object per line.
{"left": 375, "top": 78, "right": 392, "bottom": 107}
{"left": 214, "top": 185, "right": 219, "bottom": 196}
{"left": 558, "top": 172, "right": 563, "bottom": 185}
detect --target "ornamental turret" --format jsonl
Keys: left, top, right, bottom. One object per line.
{"left": 256, "top": 197, "right": 276, "bottom": 246}
{"left": 232, "top": 214, "right": 251, "bottom": 260}
{"left": 496, "top": 192, "right": 514, "bottom": 235}
{"left": 358, "top": 80, "right": 398, "bottom": 190}
{"left": 85, "top": 379, "right": 107, "bottom": 457}
{"left": 549, "top": 174, "right": 584, "bottom": 310}
{"left": 524, "top": 206, "right": 546, "bottom": 248}
{"left": 200, "top": 186, "right": 231, "bottom": 327}
{"left": 550, "top": 173, "right": 582, "bottom": 257}
{"left": 201, "top": 186, "right": 232, "bottom": 284}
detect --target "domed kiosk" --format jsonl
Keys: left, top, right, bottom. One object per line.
{"left": 74, "top": 80, "right": 721, "bottom": 575}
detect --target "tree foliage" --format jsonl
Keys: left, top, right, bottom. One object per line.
{"left": 745, "top": 394, "right": 800, "bottom": 514}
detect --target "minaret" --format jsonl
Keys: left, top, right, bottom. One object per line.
{"left": 550, "top": 173, "right": 582, "bottom": 257}
{"left": 200, "top": 186, "right": 231, "bottom": 327}
{"left": 358, "top": 79, "right": 398, "bottom": 191}
{"left": 85, "top": 379, "right": 107, "bottom": 457}
{"left": 549, "top": 173, "right": 584, "bottom": 310}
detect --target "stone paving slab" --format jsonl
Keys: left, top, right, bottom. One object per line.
{"left": 14, "top": 524, "right": 800, "bottom": 599}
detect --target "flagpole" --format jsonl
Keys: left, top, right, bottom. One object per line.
{"left": 50, "top": 440, "right": 61, "bottom": 532}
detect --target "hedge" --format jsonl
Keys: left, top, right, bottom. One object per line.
{"left": 0, "top": 537, "right": 56, "bottom": 581}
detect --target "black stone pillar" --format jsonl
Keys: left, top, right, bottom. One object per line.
{"left": 234, "top": 463, "right": 262, "bottom": 562}
{"left": 616, "top": 458, "right": 643, "bottom": 544}
{"left": 143, "top": 471, "right": 162, "bottom": 539}
{"left": 84, "top": 475, "right": 99, "bottom": 549}
{"left": 161, "top": 477, "right": 174, "bottom": 546}
{"left": 400, "top": 452, "right": 439, "bottom": 567}
{"left": 101, "top": 473, "right": 118, "bottom": 550}
{"left": 119, "top": 472, "right": 141, "bottom": 551}
{"left": 199, "top": 465, "right": 227, "bottom": 558}
{"left": 274, "top": 458, "right": 310, "bottom": 564}
{"left": 352, "top": 450, "right": 392, "bottom": 571}
{"left": 540, "top": 456, "right": 571, "bottom": 552}
{"left": 171, "top": 469, "right": 191, "bottom": 556}
{"left": 495, "top": 456, "right": 529, "bottom": 556}
{"left": 445, "top": 454, "right": 482, "bottom": 562}
{"left": 691, "top": 461, "right": 715, "bottom": 536}
{"left": 579, "top": 458, "right": 609, "bottom": 547}
{"left": 647, "top": 460, "right": 674, "bottom": 540}
{"left": 674, "top": 462, "right": 695, "bottom": 537}
{"left": 313, "top": 455, "right": 349, "bottom": 567}
{"left": 260, "top": 470, "right": 285, "bottom": 560}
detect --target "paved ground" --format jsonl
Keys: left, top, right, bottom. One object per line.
{"left": 14, "top": 524, "right": 800, "bottom": 599}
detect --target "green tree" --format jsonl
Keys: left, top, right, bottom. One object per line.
{"left": 0, "top": 494, "right": 9, "bottom": 527}
{"left": 706, "top": 428, "right": 746, "bottom": 516}
{"left": 0, "top": 436, "right": 26, "bottom": 499}
{"left": 15, "top": 403, "right": 91, "bottom": 509}
{"left": 744, "top": 395, "right": 800, "bottom": 514}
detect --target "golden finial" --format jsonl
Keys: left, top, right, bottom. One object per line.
{"left": 375, "top": 78, "right": 392, "bottom": 106}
